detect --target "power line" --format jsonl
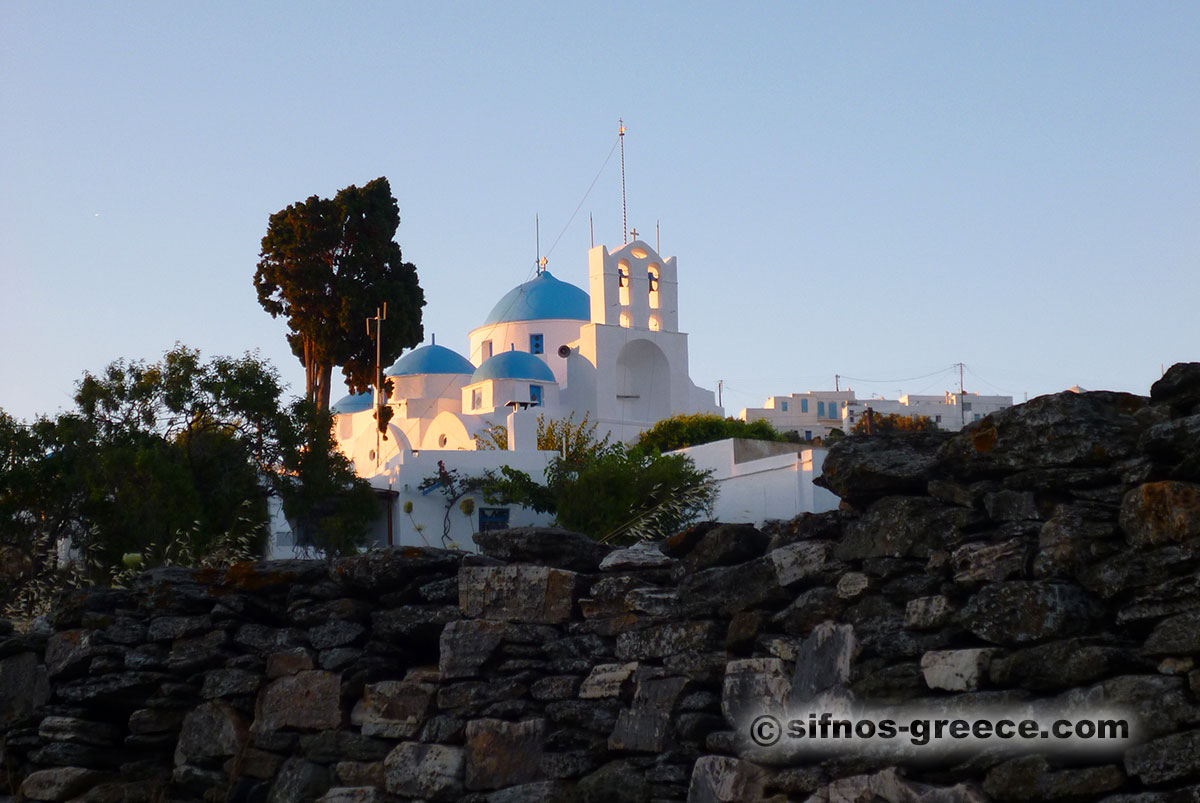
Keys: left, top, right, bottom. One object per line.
{"left": 837, "top": 365, "right": 958, "bottom": 385}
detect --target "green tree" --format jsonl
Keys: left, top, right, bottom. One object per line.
{"left": 254, "top": 177, "right": 425, "bottom": 410}
{"left": 474, "top": 412, "right": 612, "bottom": 463}
{"left": 850, "top": 411, "right": 938, "bottom": 435}
{"left": 635, "top": 413, "right": 794, "bottom": 454}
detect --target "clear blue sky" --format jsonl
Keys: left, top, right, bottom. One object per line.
{"left": 3, "top": 3, "right": 1197, "bottom": 422}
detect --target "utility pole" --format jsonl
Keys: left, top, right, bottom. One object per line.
{"left": 367, "top": 303, "right": 388, "bottom": 458}
{"left": 958, "top": 362, "right": 965, "bottom": 428}
{"left": 835, "top": 374, "right": 839, "bottom": 392}
{"left": 619, "top": 119, "right": 628, "bottom": 244}
{"left": 717, "top": 380, "right": 723, "bottom": 408}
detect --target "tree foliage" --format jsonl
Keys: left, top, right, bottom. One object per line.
{"left": 0, "top": 346, "right": 377, "bottom": 620}
{"left": 850, "top": 411, "right": 938, "bottom": 435}
{"left": 450, "top": 416, "right": 715, "bottom": 545}
{"left": 254, "top": 177, "right": 425, "bottom": 410}
{"left": 635, "top": 413, "right": 796, "bottom": 454}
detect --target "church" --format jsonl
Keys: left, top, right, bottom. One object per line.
{"left": 312, "top": 239, "right": 745, "bottom": 549}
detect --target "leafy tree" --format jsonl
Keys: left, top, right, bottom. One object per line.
{"left": 0, "top": 346, "right": 378, "bottom": 618}
{"left": 850, "top": 411, "right": 938, "bottom": 435}
{"left": 635, "top": 413, "right": 793, "bottom": 454}
{"left": 474, "top": 412, "right": 612, "bottom": 464}
{"left": 254, "top": 177, "right": 425, "bottom": 410}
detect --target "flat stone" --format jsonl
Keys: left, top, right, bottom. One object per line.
{"left": 464, "top": 717, "right": 546, "bottom": 790}
{"left": 1, "top": 651, "right": 49, "bottom": 720}
{"left": 309, "top": 619, "right": 367, "bottom": 650}
{"left": 20, "top": 767, "right": 105, "bottom": 801}
{"left": 599, "top": 541, "right": 675, "bottom": 571}
{"left": 951, "top": 539, "right": 1028, "bottom": 584}
{"left": 1144, "top": 610, "right": 1200, "bottom": 654}
{"left": 989, "top": 639, "right": 1128, "bottom": 691}
{"left": 473, "top": 526, "right": 611, "bottom": 572}
{"left": 768, "top": 541, "right": 836, "bottom": 587}
{"left": 201, "top": 667, "right": 262, "bottom": 698}
{"left": 921, "top": 648, "right": 1000, "bottom": 692}
{"left": 37, "top": 716, "right": 121, "bottom": 747}
{"left": 791, "top": 622, "right": 857, "bottom": 701}
{"left": 615, "top": 620, "right": 722, "bottom": 661}
{"left": 44, "top": 629, "right": 100, "bottom": 678}
{"left": 816, "top": 431, "right": 951, "bottom": 505}
{"left": 174, "top": 701, "right": 248, "bottom": 766}
{"left": 350, "top": 679, "right": 436, "bottom": 738}
{"left": 579, "top": 662, "right": 637, "bottom": 699}
{"left": 961, "top": 582, "right": 1102, "bottom": 646}
{"left": 608, "top": 675, "right": 688, "bottom": 752}
{"left": 686, "top": 755, "right": 766, "bottom": 803}
{"left": 266, "top": 647, "right": 314, "bottom": 678}
{"left": 459, "top": 565, "right": 578, "bottom": 623}
{"left": 252, "top": 670, "right": 342, "bottom": 733}
{"left": 837, "top": 497, "right": 977, "bottom": 560}
{"left": 722, "top": 658, "right": 790, "bottom": 726}
{"left": 905, "top": 596, "right": 953, "bottom": 630}
{"left": 316, "top": 788, "right": 388, "bottom": 803}
{"left": 575, "top": 759, "right": 650, "bottom": 803}
{"left": 1151, "top": 362, "right": 1200, "bottom": 414}
{"left": 836, "top": 572, "right": 870, "bottom": 599}
{"left": 1126, "top": 729, "right": 1200, "bottom": 784}
{"left": 1122, "top": 481, "right": 1200, "bottom": 547}
{"left": 384, "top": 742, "right": 465, "bottom": 801}
{"left": 267, "top": 755, "right": 330, "bottom": 803}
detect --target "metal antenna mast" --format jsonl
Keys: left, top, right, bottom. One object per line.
{"left": 619, "top": 119, "right": 628, "bottom": 244}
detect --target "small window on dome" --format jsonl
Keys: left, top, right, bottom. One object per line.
{"left": 472, "top": 388, "right": 482, "bottom": 410}
{"left": 530, "top": 385, "right": 543, "bottom": 406}
{"left": 529, "top": 334, "right": 543, "bottom": 355}
{"left": 481, "top": 340, "right": 493, "bottom": 361}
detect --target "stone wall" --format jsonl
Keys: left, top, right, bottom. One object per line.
{"left": 3, "top": 363, "right": 1200, "bottom": 802}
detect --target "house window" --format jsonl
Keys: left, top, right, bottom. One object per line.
{"left": 818, "top": 401, "right": 826, "bottom": 418}
{"left": 805, "top": 430, "right": 812, "bottom": 440}
{"left": 530, "top": 385, "right": 543, "bottom": 406}
{"left": 529, "top": 334, "right": 543, "bottom": 354}
{"left": 471, "top": 388, "right": 482, "bottom": 410}
{"left": 935, "top": 414, "right": 942, "bottom": 423}
{"left": 780, "top": 400, "right": 788, "bottom": 412}
{"left": 478, "top": 507, "right": 510, "bottom": 532}
{"left": 801, "top": 399, "right": 808, "bottom": 413}
{"left": 974, "top": 413, "right": 981, "bottom": 421}
{"left": 481, "top": 340, "right": 493, "bottom": 361}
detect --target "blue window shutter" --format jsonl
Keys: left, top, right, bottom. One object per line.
{"left": 801, "top": 399, "right": 808, "bottom": 413}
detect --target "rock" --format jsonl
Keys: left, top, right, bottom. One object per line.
{"left": 55, "top": 671, "right": 164, "bottom": 705}
{"left": 267, "top": 756, "right": 330, "bottom": 803}
{"left": 615, "top": 621, "right": 722, "bottom": 661}
{"left": 350, "top": 679, "right": 436, "bottom": 738}
{"left": 816, "top": 431, "right": 951, "bottom": 506}
{"left": 960, "top": 582, "right": 1102, "bottom": 646}
{"left": 1121, "top": 482, "right": 1200, "bottom": 547}
{"left": 1142, "top": 414, "right": 1200, "bottom": 481}
{"left": 686, "top": 756, "right": 766, "bottom": 803}
{"left": 384, "top": 742, "right": 465, "bottom": 801}
{"left": 38, "top": 716, "right": 121, "bottom": 746}
{"left": 44, "top": 629, "right": 100, "bottom": 678}
{"left": 937, "top": 391, "right": 1148, "bottom": 477}
{"left": 950, "top": 540, "right": 1029, "bottom": 584}
{"left": 530, "top": 675, "right": 580, "bottom": 701}
{"left": 174, "top": 701, "right": 248, "bottom": 767}
{"left": 471, "top": 526, "right": 610, "bottom": 572}
{"left": 464, "top": 718, "right": 546, "bottom": 790}
{"left": 1035, "top": 506, "right": 1120, "bottom": 580}
{"left": 485, "top": 780, "right": 576, "bottom": 802}
{"left": 576, "top": 759, "right": 650, "bottom": 803}
{"left": 309, "top": 619, "right": 367, "bottom": 650}
{"left": 330, "top": 546, "right": 464, "bottom": 592}
{"left": 837, "top": 497, "right": 977, "bottom": 560}
{"left": 599, "top": 541, "right": 675, "bottom": 571}
{"left": 983, "top": 489, "right": 1043, "bottom": 521}
{"left": 266, "top": 647, "right": 315, "bottom": 678}
{"left": 984, "top": 756, "right": 1124, "bottom": 801}
{"left": 1083, "top": 541, "right": 1200, "bottom": 599}
{"left": 145, "top": 615, "right": 210, "bottom": 642}
{"left": 772, "top": 587, "right": 844, "bottom": 637}
{"left": 334, "top": 762, "right": 385, "bottom": 788}
{"left": 791, "top": 622, "right": 857, "bottom": 701}
{"left": 1151, "top": 362, "right": 1200, "bottom": 414}
{"left": 1117, "top": 575, "right": 1200, "bottom": 624}
{"left": 722, "top": 658, "right": 790, "bottom": 726}
{"left": 20, "top": 767, "right": 106, "bottom": 801}
{"left": 989, "top": 640, "right": 1128, "bottom": 691}
{"left": 300, "top": 731, "right": 391, "bottom": 762}
{"left": 904, "top": 596, "right": 953, "bottom": 630}
{"left": 579, "top": 662, "right": 637, "bottom": 699}
{"left": 168, "top": 629, "right": 231, "bottom": 673}
{"left": 251, "top": 670, "right": 342, "bottom": 733}
{"left": 768, "top": 541, "right": 837, "bottom": 587}
{"left": 836, "top": 572, "right": 870, "bottom": 599}
{"left": 920, "top": 649, "right": 999, "bottom": 692}
{"left": 287, "top": 598, "right": 372, "bottom": 627}
{"left": 1062, "top": 675, "right": 1200, "bottom": 739}
{"left": 676, "top": 557, "right": 786, "bottom": 615}
{"left": 1144, "top": 610, "right": 1200, "bottom": 654}
{"left": 460, "top": 565, "right": 579, "bottom": 624}
{"left": 672, "top": 523, "right": 771, "bottom": 572}
{"left": 201, "top": 668, "right": 262, "bottom": 698}
{"left": 439, "top": 619, "right": 556, "bottom": 680}
{"left": 1, "top": 651, "right": 49, "bottom": 720}
{"left": 609, "top": 675, "right": 688, "bottom": 752}
{"left": 315, "top": 788, "right": 389, "bottom": 803}
{"left": 1125, "top": 729, "right": 1200, "bottom": 784}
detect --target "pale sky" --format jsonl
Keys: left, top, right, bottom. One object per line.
{"left": 2, "top": 3, "right": 1197, "bottom": 422}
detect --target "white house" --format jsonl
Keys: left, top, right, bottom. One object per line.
{"left": 740, "top": 390, "right": 1013, "bottom": 438}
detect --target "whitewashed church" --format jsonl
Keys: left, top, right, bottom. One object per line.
{"left": 284, "top": 239, "right": 838, "bottom": 553}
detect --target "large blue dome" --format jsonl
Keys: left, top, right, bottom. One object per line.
{"left": 386, "top": 344, "right": 475, "bottom": 377}
{"left": 471, "top": 350, "right": 556, "bottom": 383}
{"left": 481, "top": 270, "right": 589, "bottom": 326}
{"left": 330, "top": 391, "right": 373, "bottom": 415}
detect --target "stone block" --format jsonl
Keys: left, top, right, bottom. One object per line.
{"left": 1120, "top": 481, "right": 1200, "bottom": 547}
{"left": 951, "top": 539, "right": 1028, "bottom": 584}
{"left": 615, "top": 620, "right": 722, "bottom": 661}
{"left": 1125, "top": 729, "right": 1200, "bottom": 785}
{"left": 768, "top": 541, "right": 834, "bottom": 587}
{"left": 252, "top": 670, "right": 342, "bottom": 733}
{"left": 174, "top": 701, "right": 249, "bottom": 766}
{"left": 904, "top": 596, "right": 953, "bottom": 630}
{"left": 20, "top": 767, "right": 105, "bottom": 801}
{"left": 920, "top": 648, "right": 999, "bottom": 692}
{"left": 351, "top": 679, "right": 436, "bottom": 738}
{"left": 686, "top": 755, "right": 765, "bottom": 802}
{"left": 464, "top": 717, "right": 546, "bottom": 790}
{"left": 722, "top": 658, "right": 790, "bottom": 726}
{"left": 384, "top": 742, "right": 465, "bottom": 801}
{"left": 579, "top": 662, "right": 637, "bottom": 699}
{"left": 961, "top": 582, "right": 1102, "bottom": 645}
{"left": 459, "top": 565, "right": 578, "bottom": 623}
{"left": 791, "top": 622, "right": 857, "bottom": 701}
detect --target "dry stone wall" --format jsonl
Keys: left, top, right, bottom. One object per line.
{"left": 3, "top": 363, "right": 1200, "bottom": 802}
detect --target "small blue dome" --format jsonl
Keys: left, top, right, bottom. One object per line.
{"left": 471, "top": 350, "right": 556, "bottom": 383}
{"left": 481, "top": 271, "right": 590, "bottom": 326}
{"left": 386, "top": 344, "right": 474, "bottom": 377}
{"left": 331, "top": 391, "right": 373, "bottom": 415}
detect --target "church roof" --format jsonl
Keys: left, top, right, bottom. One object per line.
{"left": 471, "top": 350, "right": 556, "bottom": 383}
{"left": 386, "top": 343, "right": 474, "bottom": 377}
{"left": 481, "top": 270, "right": 589, "bottom": 326}
{"left": 331, "top": 391, "right": 373, "bottom": 415}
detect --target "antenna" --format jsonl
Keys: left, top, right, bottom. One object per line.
{"left": 619, "top": 118, "right": 627, "bottom": 244}
{"left": 656, "top": 220, "right": 660, "bottom": 253}
{"left": 535, "top": 214, "right": 541, "bottom": 275}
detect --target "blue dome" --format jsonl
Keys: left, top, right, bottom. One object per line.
{"left": 481, "top": 270, "right": 589, "bottom": 326}
{"left": 386, "top": 344, "right": 474, "bottom": 377}
{"left": 471, "top": 350, "right": 556, "bottom": 383}
{"left": 331, "top": 391, "right": 373, "bottom": 415}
